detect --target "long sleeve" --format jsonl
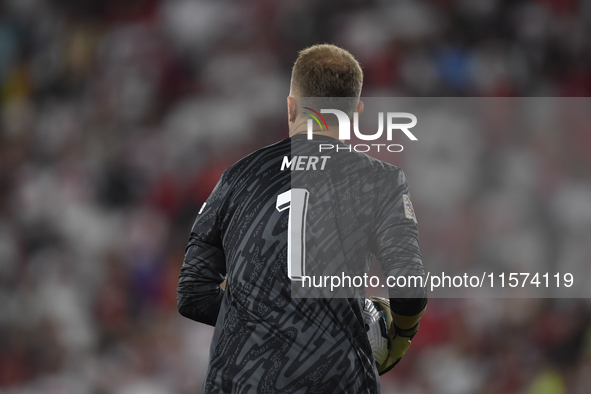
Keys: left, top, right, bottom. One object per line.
{"left": 177, "top": 174, "right": 228, "bottom": 326}
{"left": 370, "top": 167, "right": 427, "bottom": 315}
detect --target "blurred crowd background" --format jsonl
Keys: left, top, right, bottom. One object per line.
{"left": 1, "top": 0, "right": 590, "bottom": 393}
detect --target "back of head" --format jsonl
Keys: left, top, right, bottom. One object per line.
{"left": 291, "top": 44, "right": 363, "bottom": 98}
{"left": 291, "top": 44, "right": 363, "bottom": 116}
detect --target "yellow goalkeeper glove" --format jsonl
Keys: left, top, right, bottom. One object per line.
{"left": 369, "top": 296, "right": 420, "bottom": 375}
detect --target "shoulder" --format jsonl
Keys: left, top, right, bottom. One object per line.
{"left": 220, "top": 138, "right": 291, "bottom": 182}
{"left": 343, "top": 148, "right": 407, "bottom": 185}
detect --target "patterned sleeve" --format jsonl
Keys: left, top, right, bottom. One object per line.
{"left": 177, "top": 172, "right": 229, "bottom": 326}
{"left": 370, "top": 167, "right": 427, "bottom": 315}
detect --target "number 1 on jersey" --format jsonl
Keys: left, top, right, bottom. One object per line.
{"left": 276, "top": 189, "right": 309, "bottom": 281}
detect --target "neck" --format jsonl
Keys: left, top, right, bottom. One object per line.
{"left": 289, "top": 118, "right": 341, "bottom": 141}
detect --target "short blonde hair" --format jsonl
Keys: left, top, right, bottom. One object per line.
{"left": 290, "top": 44, "right": 363, "bottom": 98}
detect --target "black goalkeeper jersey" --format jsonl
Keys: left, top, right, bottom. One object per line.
{"left": 178, "top": 134, "right": 425, "bottom": 394}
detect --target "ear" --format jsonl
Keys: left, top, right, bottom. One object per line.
{"left": 356, "top": 100, "right": 364, "bottom": 115}
{"left": 350, "top": 100, "right": 364, "bottom": 125}
{"left": 288, "top": 97, "right": 298, "bottom": 122}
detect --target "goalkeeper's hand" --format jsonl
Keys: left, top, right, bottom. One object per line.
{"left": 369, "top": 296, "right": 420, "bottom": 375}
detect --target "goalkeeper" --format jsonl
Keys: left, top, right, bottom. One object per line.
{"left": 177, "top": 44, "right": 427, "bottom": 393}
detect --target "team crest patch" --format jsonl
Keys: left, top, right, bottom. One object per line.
{"left": 403, "top": 194, "right": 417, "bottom": 223}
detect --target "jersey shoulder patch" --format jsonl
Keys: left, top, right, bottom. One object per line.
{"left": 403, "top": 194, "right": 417, "bottom": 223}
